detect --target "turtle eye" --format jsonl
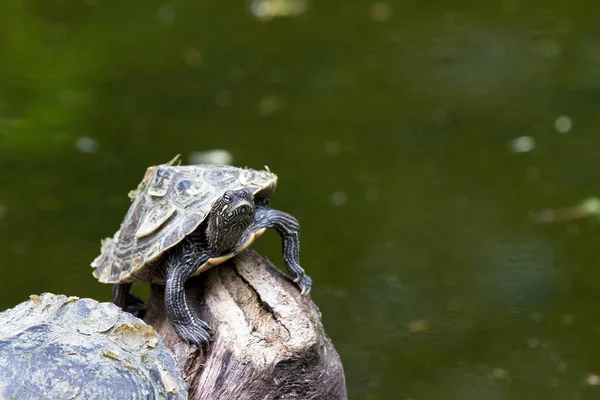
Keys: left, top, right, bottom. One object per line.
{"left": 223, "top": 194, "right": 232, "bottom": 202}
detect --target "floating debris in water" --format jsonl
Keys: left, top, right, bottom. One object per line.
{"left": 157, "top": 4, "right": 176, "bottom": 26}
{"left": 529, "top": 311, "right": 542, "bottom": 322}
{"left": 330, "top": 191, "right": 347, "bottom": 207}
{"left": 407, "top": 319, "right": 429, "bottom": 333}
{"left": 554, "top": 115, "right": 572, "bottom": 133}
{"left": 216, "top": 90, "right": 232, "bottom": 107}
{"left": 561, "top": 313, "right": 575, "bottom": 326}
{"left": 587, "top": 374, "right": 600, "bottom": 386}
{"left": 509, "top": 136, "right": 535, "bottom": 153}
{"left": 490, "top": 368, "right": 508, "bottom": 379}
{"left": 370, "top": 2, "right": 392, "bottom": 22}
{"left": 324, "top": 140, "right": 341, "bottom": 156}
{"left": 13, "top": 241, "right": 27, "bottom": 254}
{"left": 230, "top": 67, "right": 248, "bottom": 84}
{"left": 182, "top": 47, "right": 202, "bottom": 67}
{"left": 557, "top": 361, "right": 567, "bottom": 372}
{"left": 188, "top": 149, "right": 233, "bottom": 165}
{"left": 250, "top": 0, "right": 308, "bottom": 21}
{"left": 75, "top": 136, "right": 100, "bottom": 154}
{"left": 531, "top": 197, "right": 600, "bottom": 223}
{"left": 257, "top": 94, "right": 285, "bottom": 116}
{"left": 540, "top": 40, "right": 562, "bottom": 59}
{"left": 365, "top": 186, "right": 379, "bottom": 202}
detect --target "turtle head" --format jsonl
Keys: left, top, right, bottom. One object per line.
{"left": 207, "top": 188, "right": 256, "bottom": 253}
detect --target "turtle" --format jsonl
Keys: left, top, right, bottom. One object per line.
{"left": 0, "top": 293, "right": 187, "bottom": 400}
{"left": 91, "top": 157, "right": 312, "bottom": 348}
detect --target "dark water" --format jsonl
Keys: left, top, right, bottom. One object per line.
{"left": 3, "top": 1, "right": 600, "bottom": 398}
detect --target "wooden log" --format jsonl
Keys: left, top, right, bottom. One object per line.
{"left": 143, "top": 249, "right": 347, "bottom": 400}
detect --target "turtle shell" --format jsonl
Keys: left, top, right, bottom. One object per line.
{"left": 0, "top": 293, "right": 187, "bottom": 399}
{"left": 92, "top": 163, "right": 277, "bottom": 284}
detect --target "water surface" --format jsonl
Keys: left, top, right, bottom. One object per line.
{"left": 2, "top": 1, "right": 600, "bottom": 399}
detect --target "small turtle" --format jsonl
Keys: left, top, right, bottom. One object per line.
{"left": 92, "top": 157, "right": 312, "bottom": 347}
{"left": 0, "top": 293, "right": 186, "bottom": 400}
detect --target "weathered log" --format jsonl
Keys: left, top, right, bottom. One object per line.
{"left": 143, "top": 249, "right": 347, "bottom": 400}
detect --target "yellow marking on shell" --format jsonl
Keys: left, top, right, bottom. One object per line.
{"left": 239, "top": 228, "right": 266, "bottom": 251}
{"left": 29, "top": 294, "right": 41, "bottom": 303}
{"left": 209, "top": 253, "right": 235, "bottom": 265}
{"left": 227, "top": 212, "right": 233, "bottom": 217}
{"left": 191, "top": 228, "right": 267, "bottom": 277}
{"left": 146, "top": 243, "right": 160, "bottom": 259}
{"left": 143, "top": 166, "right": 157, "bottom": 184}
{"left": 131, "top": 256, "right": 142, "bottom": 268}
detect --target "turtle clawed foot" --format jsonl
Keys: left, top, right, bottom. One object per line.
{"left": 172, "top": 319, "right": 213, "bottom": 348}
{"left": 288, "top": 264, "right": 312, "bottom": 295}
{"left": 295, "top": 273, "right": 312, "bottom": 296}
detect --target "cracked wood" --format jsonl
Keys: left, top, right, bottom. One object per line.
{"left": 143, "top": 249, "right": 347, "bottom": 400}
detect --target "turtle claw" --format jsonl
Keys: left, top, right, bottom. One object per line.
{"left": 286, "top": 264, "right": 312, "bottom": 295}
{"left": 296, "top": 274, "right": 312, "bottom": 296}
{"left": 172, "top": 319, "right": 213, "bottom": 348}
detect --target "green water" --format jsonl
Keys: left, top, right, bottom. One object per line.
{"left": 3, "top": 1, "right": 600, "bottom": 398}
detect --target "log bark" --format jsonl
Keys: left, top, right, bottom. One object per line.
{"left": 143, "top": 249, "right": 347, "bottom": 400}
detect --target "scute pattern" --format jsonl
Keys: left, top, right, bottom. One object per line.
{"left": 135, "top": 202, "right": 176, "bottom": 238}
{"left": 147, "top": 167, "right": 176, "bottom": 197}
{"left": 92, "top": 164, "right": 277, "bottom": 284}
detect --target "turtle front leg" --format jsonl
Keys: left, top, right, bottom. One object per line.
{"left": 112, "top": 283, "right": 146, "bottom": 318}
{"left": 239, "top": 206, "right": 312, "bottom": 295}
{"left": 165, "top": 238, "right": 213, "bottom": 347}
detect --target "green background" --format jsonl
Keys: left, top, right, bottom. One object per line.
{"left": 2, "top": 1, "right": 600, "bottom": 398}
